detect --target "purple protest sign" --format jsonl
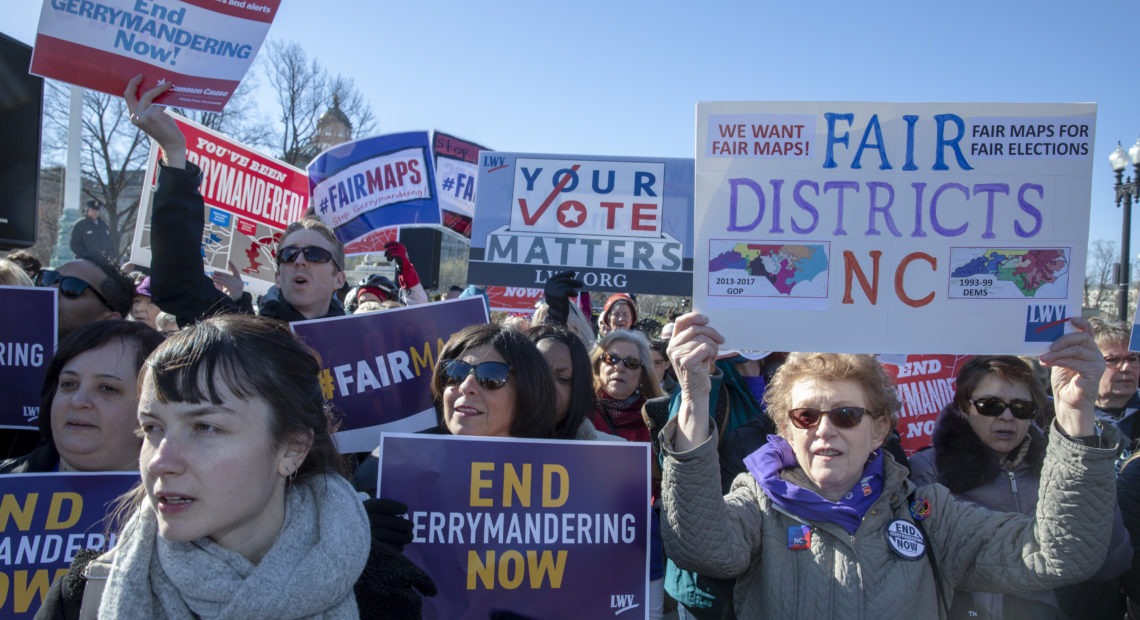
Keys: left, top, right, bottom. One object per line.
{"left": 0, "top": 472, "right": 139, "bottom": 618}
{"left": 290, "top": 297, "right": 489, "bottom": 453}
{"left": 379, "top": 433, "right": 651, "bottom": 620}
{"left": 0, "top": 286, "right": 57, "bottom": 429}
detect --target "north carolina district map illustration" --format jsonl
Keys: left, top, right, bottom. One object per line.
{"left": 949, "top": 248, "right": 1069, "bottom": 299}
{"left": 708, "top": 241, "right": 829, "bottom": 297}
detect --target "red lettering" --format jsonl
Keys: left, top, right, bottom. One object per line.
{"left": 895, "top": 252, "right": 937, "bottom": 308}
{"left": 600, "top": 201, "right": 624, "bottom": 229}
{"left": 631, "top": 203, "right": 658, "bottom": 231}
{"left": 395, "top": 161, "right": 409, "bottom": 184}
{"left": 842, "top": 250, "right": 882, "bottom": 305}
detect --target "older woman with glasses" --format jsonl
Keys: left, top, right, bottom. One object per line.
{"left": 661, "top": 313, "right": 1120, "bottom": 618}
{"left": 590, "top": 330, "right": 664, "bottom": 442}
{"left": 910, "top": 355, "right": 1132, "bottom": 619}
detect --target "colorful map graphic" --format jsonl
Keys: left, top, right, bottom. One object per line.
{"left": 709, "top": 242, "right": 828, "bottom": 297}
{"left": 949, "top": 248, "right": 1069, "bottom": 298}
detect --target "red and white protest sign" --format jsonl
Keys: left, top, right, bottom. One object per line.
{"left": 485, "top": 285, "right": 542, "bottom": 314}
{"left": 31, "top": 0, "right": 278, "bottom": 112}
{"left": 881, "top": 354, "right": 974, "bottom": 455}
{"left": 130, "top": 111, "right": 308, "bottom": 296}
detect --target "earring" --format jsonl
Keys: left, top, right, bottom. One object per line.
{"left": 285, "top": 469, "right": 297, "bottom": 487}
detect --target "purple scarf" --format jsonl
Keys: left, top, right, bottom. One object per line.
{"left": 744, "top": 435, "right": 884, "bottom": 535}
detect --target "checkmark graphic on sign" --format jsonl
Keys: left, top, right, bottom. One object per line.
{"left": 517, "top": 164, "right": 581, "bottom": 226}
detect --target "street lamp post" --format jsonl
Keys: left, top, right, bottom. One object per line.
{"left": 1109, "top": 139, "right": 1140, "bottom": 321}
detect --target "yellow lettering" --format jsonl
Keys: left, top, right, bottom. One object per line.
{"left": 527, "top": 550, "right": 568, "bottom": 588}
{"left": 410, "top": 341, "right": 435, "bottom": 376}
{"left": 14, "top": 569, "right": 59, "bottom": 614}
{"left": 467, "top": 549, "right": 495, "bottom": 590}
{"left": 503, "top": 463, "right": 531, "bottom": 507}
{"left": 0, "top": 571, "right": 7, "bottom": 609}
{"left": 470, "top": 462, "right": 494, "bottom": 507}
{"left": 0, "top": 494, "right": 37, "bottom": 532}
{"left": 46, "top": 493, "right": 82, "bottom": 530}
{"left": 498, "top": 550, "right": 525, "bottom": 589}
{"left": 542, "top": 464, "right": 569, "bottom": 508}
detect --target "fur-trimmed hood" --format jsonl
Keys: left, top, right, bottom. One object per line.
{"left": 930, "top": 403, "right": 1047, "bottom": 494}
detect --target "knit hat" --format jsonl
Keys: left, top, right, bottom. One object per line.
{"left": 602, "top": 293, "right": 638, "bottom": 326}
{"left": 135, "top": 276, "right": 152, "bottom": 298}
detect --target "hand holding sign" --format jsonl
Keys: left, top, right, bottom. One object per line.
{"left": 668, "top": 312, "right": 724, "bottom": 451}
{"left": 1039, "top": 316, "right": 1104, "bottom": 438}
{"left": 125, "top": 74, "right": 187, "bottom": 169}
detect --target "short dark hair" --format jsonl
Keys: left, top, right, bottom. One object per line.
{"left": 77, "top": 254, "right": 133, "bottom": 317}
{"left": 5, "top": 250, "right": 41, "bottom": 279}
{"left": 432, "top": 323, "right": 556, "bottom": 438}
{"left": 40, "top": 320, "right": 165, "bottom": 440}
{"left": 952, "top": 355, "right": 1048, "bottom": 417}
{"left": 145, "top": 314, "right": 345, "bottom": 483}
{"left": 528, "top": 325, "right": 595, "bottom": 439}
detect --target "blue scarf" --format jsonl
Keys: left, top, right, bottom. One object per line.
{"left": 744, "top": 435, "right": 883, "bottom": 535}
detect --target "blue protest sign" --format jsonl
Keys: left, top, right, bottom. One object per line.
{"left": 0, "top": 286, "right": 57, "bottom": 429}
{"left": 308, "top": 132, "right": 441, "bottom": 253}
{"left": 379, "top": 433, "right": 651, "bottom": 619}
{"left": 0, "top": 472, "right": 139, "bottom": 618}
{"left": 290, "top": 297, "right": 489, "bottom": 453}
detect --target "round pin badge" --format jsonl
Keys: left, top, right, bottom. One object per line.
{"left": 885, "top": 519, "right": 925, "bottom": 560}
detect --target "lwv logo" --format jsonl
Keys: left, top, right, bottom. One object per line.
{"left": 609, "top": 593, "right": 639, "bottom": 615}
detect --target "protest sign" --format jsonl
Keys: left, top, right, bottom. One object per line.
{"left": 308, "top": 132, "right": 440, "bottom": 256}
{"left": 433, "top": 131, "right": 488, "bottom": 239}
{"left": 130, "top": 111, "right": 308, "bottom": 297}
{"left": 31, "top": 0, "right": 277, "bottom": 112}
{"left": 0, "top": 472, "right": 138, "bottom": 618}
{"left": 468, "top": 153, "right": 694, "bottom": 295}
{"left": 379, "top": 433, "right": 650, "bottom": 620}
{"left": 290, "top": 297, "right": 488, "bottom": 453}
{"left": 880, "top": 354, "right": 974, "bottom": 454}
{"left": 484, "top": 285, "right": 542, "bottom": 315}
{"left": 0, "top": 287, "right": 56, "bottom": 430}
{"left": 694, "top": 102, "right": 1096, "bottom": 354}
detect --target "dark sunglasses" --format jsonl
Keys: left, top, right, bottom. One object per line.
{"left": 788, "top": 406, "right": 869, "bottom": 430}
{"left": 36, "top": 270, "right": 114, "bottom": 311}
{"left": 277, "top": 245, "right": 340, "bottom": 270}
{"left": 601, "top": 352, "right": 643, "bottom": 370}
{"left": 971, "top": 397, "right": 1037, "bottom": 420}
{"left": 441, "top": 360, "right": 512, "bottom": 390}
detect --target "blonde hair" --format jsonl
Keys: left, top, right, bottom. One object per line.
{"left": 280, "top": 218, "right": 345, "bottom": 271}
{"left": 0, "top": 259, "right": 34, "bottom": 286}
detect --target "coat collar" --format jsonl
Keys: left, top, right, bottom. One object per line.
{"left": 931, "top": 403, "right": 1046, "bottom": 494}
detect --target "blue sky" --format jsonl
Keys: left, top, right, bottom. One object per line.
{"left": 6, "top": 0, "right": 1140, "bottom": 255}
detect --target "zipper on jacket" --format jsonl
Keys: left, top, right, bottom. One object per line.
{"left": 1007, "top": 469, "right": 1018, "bottom": 496}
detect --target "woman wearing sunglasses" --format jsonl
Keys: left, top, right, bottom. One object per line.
{"left": 909, "top": 356, "right": 1131, "bottom": 619}
{"left": 590, "top": 330, "right": 664, "bottom": 442}
{"left": 431, "top": 323, "right": 557, "bottom": 439}
{"left": 660, "top": 312, "right": 1120, "bottom": 618}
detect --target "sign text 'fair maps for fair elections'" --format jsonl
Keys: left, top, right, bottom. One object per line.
{"left": 31, "top": 0, "right": 277, "bottom": 112}
{"left": 0, "top": 287, "right": 56, "bottom": 430}
{"left": 467, "top": 153, "right": 694, "bottom": 295}
{"left": 307, "top": 131, "right": 441, "bottom": 256}
{"left": 378, "top": 433, "right": 651, "bottom": 620}
{"left": 0, "top": 472, "right": 138, "bottom": 618}
{"left": 289, "top": 297, "right": 488, "bottom": 454}
{"left": 130, "top": 111, "right": 308, "bottom": 297}
{"left": 694, "top": 102, "right": 1095, "bottom": 355}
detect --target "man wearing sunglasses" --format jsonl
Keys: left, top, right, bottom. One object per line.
{"left": 125, "top": 78, "right": 349, "bottom": 325}
{"left": 1090, "top": 318, "right": 1140, "bottom": 461}
{"left": 39, "top": 255, "right": 133, "bottom": 339}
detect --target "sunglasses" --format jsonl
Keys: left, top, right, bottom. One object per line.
{"left": 441, "top": 360, "right": 512, "bottom": 390}
{"left": 971, "top": 397, "right": 1037, "bottom": 420}
{"left": 1105, "top": 354, "right": 1140, "bottom": 368}
{"left": 788, "top": 406, "right": 869, "bottom": 430}
{"left": 601, "top": 352, "right": 643, "bottom": 370}
{"left": 277, "top": 245, "right": 340, "bottom": 270}
{"left": 36, "top": 270, "right": 114, "bottom": 311}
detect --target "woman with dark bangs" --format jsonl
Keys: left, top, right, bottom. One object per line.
{"left": 527, "top": 325, "right": 621, "bottom": 441}
{"left": 60, "top": 315, "right": 432, "bottom": 619}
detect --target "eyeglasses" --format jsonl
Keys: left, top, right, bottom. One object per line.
{"left": 788, "top": 407, "right": 870, "bottom": 430}
{"left": 1105, "top": 354, "right": 1140, "bottom": 368}
{"left": 36, "top": 270, "right": 114, "bottom": 311}
{"left": 971, "top": 397, "right": 1037, "bottom": 420}
{"left": 441, "top": 360, "right": 512, "bottom": 390}
{"left": 277, "top": 245, "right": 340, "bottom": 270}
{"left": 601, "top": 352, "right": 643, "bottom": 370}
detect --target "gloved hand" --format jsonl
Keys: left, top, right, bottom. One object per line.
{"left": 364, "top": 497, "right": 414, "bottom": 551}
{"left": 542, "top": 270, "right": 583, "bottom": 326}
{"left": 384, "top": 241, "right": 421, "bottom": 289}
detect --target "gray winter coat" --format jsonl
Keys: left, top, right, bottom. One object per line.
{"left": 660, "top": 418, "right": 1118, "bottom": 619}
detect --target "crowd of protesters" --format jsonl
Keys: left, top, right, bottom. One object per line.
{"left": 0, "top": 76, "right": 1136, "bottom": 619}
